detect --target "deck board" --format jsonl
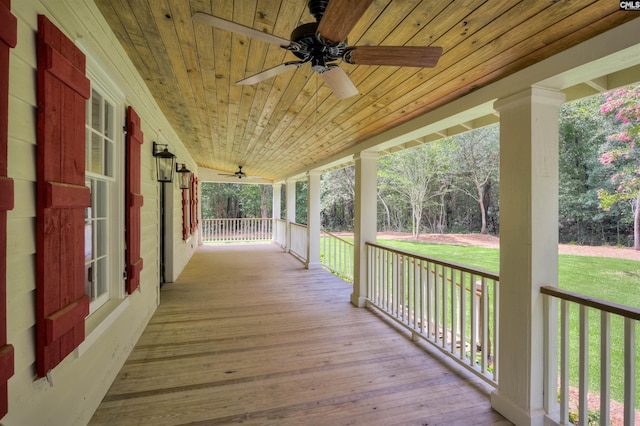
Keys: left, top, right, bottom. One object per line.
{"left": 90, "top": 244, "right": 509, "bottom": 425}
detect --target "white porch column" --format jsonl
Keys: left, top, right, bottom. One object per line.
{"left": 306, "top": 170, "right": 321, "bottom": 269}
{"left": 491, "top": 87, "right": 565, "bottom": 426}
{"left": 272, "top": 183, "right": 282, "bottom": 242}
{"left": 351, "top": 151, "right": 378, "bottom": 307}
{"left": 285, "top": 178, "right": 296, "bottom": 253}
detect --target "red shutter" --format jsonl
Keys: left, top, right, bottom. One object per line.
{"left": 190, "top": 175, "right": 198, "bottom": 234}
{"left": 182, "top": 188, "right": 189, "bottom": 240}
{"left": 125, "top": 106, "right": 144, "bottom": 294}
{"left": 0, "top": 0, "right": 16, "bottom": 416}
{"left": 36, "top": 15, "right": 91, "bottom": 378}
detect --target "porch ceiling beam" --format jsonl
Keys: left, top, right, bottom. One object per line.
{"left": 607, "top": 64, "right": 640, "bottom": 89}
{"left": 584, "top": 76, "right": 609, "bottom": 93}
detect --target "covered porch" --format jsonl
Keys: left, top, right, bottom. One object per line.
{"left": 2, "top": 1, "right": 639, "bottom": 424}
{"left": 90, "top": 243, "right": 509, "bottom": 425}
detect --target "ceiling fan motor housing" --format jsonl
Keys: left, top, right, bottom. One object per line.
{"left": 308, "top": 0, "right": 329, "bottom": 22}
{"left": 290, "top": 21, "right": 346, "bottom": 72}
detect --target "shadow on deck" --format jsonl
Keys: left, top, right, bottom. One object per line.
{"left": 90, "top": 244, "right": 510, "bottom": 425}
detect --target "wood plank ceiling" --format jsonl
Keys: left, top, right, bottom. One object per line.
{"left": 94, "top": 0, "right": 637, "bottom": 182}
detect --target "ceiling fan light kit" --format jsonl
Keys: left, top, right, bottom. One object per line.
{"left": 193, "top": 0, "right": 442, "bottom": 99}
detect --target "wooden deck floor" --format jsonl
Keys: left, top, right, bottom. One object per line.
{"left": 90, "top": 244, "right": 510, "bottom": 425}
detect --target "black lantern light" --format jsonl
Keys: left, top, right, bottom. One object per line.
{"left": 152, "top": 141, "right": 176, "bottom": 183}
{"left": 176, "top": 163, "right": 191, "bottom": 190}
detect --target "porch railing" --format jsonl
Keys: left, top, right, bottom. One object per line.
{"left": 202, "top": 218, "right": 272, "bottom": 243}
{"left": 366, "top": 242, "right": 499, "bottom": 386}
{"left": 542, "top": 286, "right": 640, "bottom": 425}
{"left": 289, "top": 222, "right": 307, "bottom": 262}
{"left": 320, "top": 230, "right": 354, "bottom": 281}
{"left": 275, "top": 218, "right": 286, "bottom": 248}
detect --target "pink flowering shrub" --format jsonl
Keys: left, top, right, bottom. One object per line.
{"left": 598, "top": 85, "right": 640, "bottom": 249}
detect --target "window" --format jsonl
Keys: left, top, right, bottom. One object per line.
{"left": 84, "top": 75, "right": 125, "bottom": 314}
{"left": 182, "top": 187, "right": 190, "bottom": 240}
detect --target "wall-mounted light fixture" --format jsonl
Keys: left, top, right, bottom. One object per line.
{"left": 176, "top": 163, "right": 191, "bottom": 190}
{"left": 152, "top": 141, "right": 176, "bottom": 183}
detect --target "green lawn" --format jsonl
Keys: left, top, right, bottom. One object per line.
{"left": 377, "top": 239, "right": 500, "bottom": 275}
{"left": 374, "top": 238, "right": 640, "bottom": 409}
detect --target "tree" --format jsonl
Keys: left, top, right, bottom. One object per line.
{"left": 296, "top": 180, "right": 308, "bottom": 224}
{"left": 321, "top": 167, "right": 355, "bottom": 231}
{"left": 379, "top": 142, "right": 453, "bottom": 238}
{"left": 597, "top": 85, "right": 640, "bottom": 250}
{"left": 450, "top": 125, "right": 499, "bottom": 234}
{"left": 260, "top": 185, "right": 269, "bottom": 218}
{"left": 200, "top": 182, "right": 271, "bottom": 219}
{"left": 558, "top": 96, "right": 622, "bottom": 245}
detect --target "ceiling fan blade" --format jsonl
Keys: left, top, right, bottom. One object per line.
{"left": 316, "top": 0, "right": 374, "bottom": 43}
{"left": 321, "top": 67, "right": 359, "bottom": 99}
{"left": 344, "top": 45, "right": 443, "bottom": 68}
{"left": 193, "top": 12, "right": 292, "bottom": 47}
{"left": 219, "top": 172, "right": 249, "bottom": 178}
{"left": 237, "top": 62, "right": 303, "bottom": 85}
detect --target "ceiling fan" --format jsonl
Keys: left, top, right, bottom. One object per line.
{"left": 193, "top": 0, "right": 443, "bottom": 99}
{"left": 220, "top": 166, "right": 260, "bottom": 180}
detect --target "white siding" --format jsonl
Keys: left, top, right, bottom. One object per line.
{"left": 4, "top": 0, "right": 198, "bottom": 424}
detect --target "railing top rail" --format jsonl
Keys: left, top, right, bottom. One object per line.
{"left": 202, "top": 217, "right": 271, "bottom": 221}
{"left": 366, "top": 241, "right": 499, "bottom": 281}
{"left": 321, "top": 229, "right": 354, "bottom": 246}
{"left": 290, "top": 222, "right": 308, "bottom": 229}
{"left": 275, "top": 218, "right": 286, "bottom": 223}
{"left": 541, "top": 285, "right": 640, "bottom": 321}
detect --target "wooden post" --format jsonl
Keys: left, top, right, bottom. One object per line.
{"left": 351, "top": 151, "right": 378, "bottom": 307}
{"left": 285, "top": 179, "right": 296, "bottom": 253}
{"left": 306, "top": 171, "right": 321, "bottom": 269}
{"left": 272, "top": 183, "right": 282, "bottom": 242}
{"left": 491, "top": 87, "right": 564, "bottom": 426}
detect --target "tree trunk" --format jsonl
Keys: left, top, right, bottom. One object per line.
{"left": 413, "top": 207, "right": 422, "bottom": 238}
{"left": 473, "top": 179, "right": 487, "bottom": 235}
{"left": 378, "top": 192, "right": 391, "bottom": 231}
{"left": 260, "top": 185, "right": 268, "bottom": 218}
{"left": 478, "top": 196, "right": 487, "bottom": 235}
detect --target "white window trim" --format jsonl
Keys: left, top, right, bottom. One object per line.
{"left": 80, "top": 43, "right": 127, "bottom": 339}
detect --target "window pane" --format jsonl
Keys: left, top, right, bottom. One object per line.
{"left": 86, "top": 91, "right": 92, "bottom": 125}
{"left": 85, "top": 179, "right": 92, "bottom": 219}
{"left": 85, "top": 263, "right": 94, "bottom": 301}
{"left": 104, "top": 140, "right": 114, "bottom": 177}
{"left": 94, "top": 180, "right": 106, "bottom": 217}
{"left": 91, "top": 132, "right": 103, "bottom": 175}
{"left": 85, "top": 128, "right": 92, "bottom": 171}
{"left": 84, "top": 219, "right": 93, "bottom": 262}
{"left": 91, "top": 90, "right": 102, "bottom": 131}
{"left": 104, "top": 101, "right": 113, "bottom": 138}
{"left": 96, "top": 218, "right": 107, "bottom": 258}
{"left": 96, "top": 257, "right": 108, "bottom": 299}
